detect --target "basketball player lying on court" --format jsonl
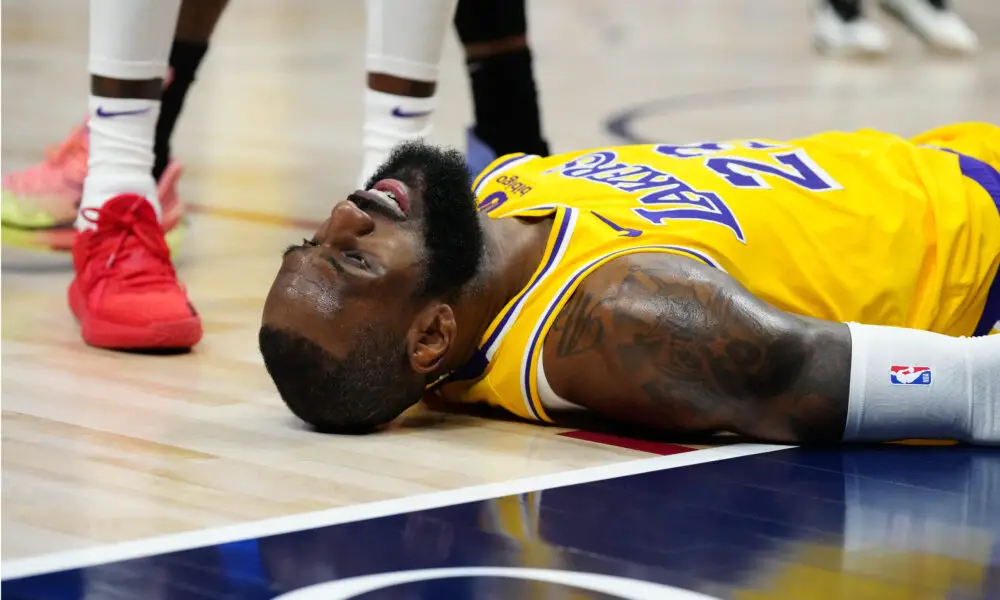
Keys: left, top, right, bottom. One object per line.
{"left": 259, "top": 123, "right": 1000, "bottom": 446}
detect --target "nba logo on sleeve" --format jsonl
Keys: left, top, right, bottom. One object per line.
{"left": 889, "top": 365, "right": 933, "bottom": 385}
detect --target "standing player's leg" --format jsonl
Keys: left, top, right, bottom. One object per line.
{"left": 70, "top": 0, "right": 202, "bottom": 350}
{"left": 811, "top": 0, "right": 891, "bottom": 57}
{"left": 454, "top": 0, "right": 550, "bottom": 180}
{"left": 879, "top": 0, "right": 979, "bottom": 55}
{"left": 155, "top": 0, "right": 229, "bottom": 184}
{"left": 358, "top": 0, "right": 459, "bottom": 189}
{"left": 812, "top": 0, "right": 979, "bottom": 57}
{"left": 1, "top": 0, "right": 227, "bottom": 252}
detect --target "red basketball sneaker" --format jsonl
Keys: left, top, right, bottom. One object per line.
{"left": 69, "top": 194, "right": 202, "bottom": 350}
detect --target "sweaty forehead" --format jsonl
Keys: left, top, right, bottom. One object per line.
{"left": 263, "top": 251, "right": 418, "bottom": 356}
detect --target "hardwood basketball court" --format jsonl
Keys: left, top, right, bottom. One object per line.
{"left": 2, "top": 1, "right": 998, "bottom": 597}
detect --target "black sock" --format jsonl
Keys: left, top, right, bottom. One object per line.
{"left": 467, "top": 48, "right": 549, "bottom": 158}
{"left": 153, "top": 40, "right": 209, "bottom": 181}
{"left": 827, "top": 0, "right": 862, "bottom": 21}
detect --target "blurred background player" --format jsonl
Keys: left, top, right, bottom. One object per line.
{"left": 1, "top": 0, "right": 549, "bottom": 351}
{"left": 812, "top": 0, "right": 979, "bottom": 57}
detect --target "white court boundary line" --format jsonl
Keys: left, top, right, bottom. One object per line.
{"left": 2, "top": 443, "right": 791, "bottom": 580}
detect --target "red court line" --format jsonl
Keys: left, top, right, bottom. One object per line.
{"left": 560, "top": 431, "right": 697, "bottom": 456}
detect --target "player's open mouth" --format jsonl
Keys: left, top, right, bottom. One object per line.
{"left": 370, "top": 179, "right": 410, "bottom": 216}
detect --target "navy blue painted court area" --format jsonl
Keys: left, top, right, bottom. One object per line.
{"left": 4, "top": 445, "right": 998, "bottom": 599}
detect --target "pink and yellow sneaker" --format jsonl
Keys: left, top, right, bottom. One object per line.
{"left": 1, "top": 121, "right": 186, "bottom": 252}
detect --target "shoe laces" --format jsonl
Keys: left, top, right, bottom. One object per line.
{"left": 79, "top": 200, "right": 177, "bottom": 289}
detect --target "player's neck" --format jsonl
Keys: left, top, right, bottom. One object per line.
{"left": 439, "top": 215, "right": 554, "bottom": 372}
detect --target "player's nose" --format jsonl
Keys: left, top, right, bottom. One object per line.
{"left": 327, "top": 198, "right": 375, "bottom": 247}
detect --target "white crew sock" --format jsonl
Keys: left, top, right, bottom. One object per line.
{"left": 359, "top": 91, "right": 436, "bottom": 189}
{"left": 79, "top": 96, "right": 162, "bottom": 227}
{"left": 78, "top": 0, "right": 181, "bottom": 230}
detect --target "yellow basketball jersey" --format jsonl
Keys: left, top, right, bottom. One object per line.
{"left": 438, "top": 125, "right": 1000, "bottom": 423}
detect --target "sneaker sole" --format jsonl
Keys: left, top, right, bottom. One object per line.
{"left": 68, "top": 281, "right": 204, "bottom": 350}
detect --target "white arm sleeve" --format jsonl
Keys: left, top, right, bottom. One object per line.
{"left": 845, "top": 322, "right": 999, "bottom": 445}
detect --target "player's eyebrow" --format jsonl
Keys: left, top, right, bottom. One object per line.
{"left": 283, "top": 239, "right": 316, "bottom": 257}
{"left": 282, "top": 241, "right": 347, "bottom": 277}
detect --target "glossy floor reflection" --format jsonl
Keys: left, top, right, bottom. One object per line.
{"left": 5, "top": 445, "right": 998, "bottom": 599}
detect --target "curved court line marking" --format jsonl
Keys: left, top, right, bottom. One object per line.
{"left": 604, "top": 86, "right": 809, "bottom": 145}
{"left": 1, "top": 443, "right": 791, "bottom": 581}
{"left": 276, "top": 566, "right": 722, "bottom": 600}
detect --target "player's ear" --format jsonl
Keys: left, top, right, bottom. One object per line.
{"left": 406, "top": 302, "right": 456, "bottom": 374}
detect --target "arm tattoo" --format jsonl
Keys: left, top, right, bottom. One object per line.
{"left": 548, "top": 291, "right": 606, "bottom": 357}
{"left": 545, "top": 255, "right": 851, "bottom": 443}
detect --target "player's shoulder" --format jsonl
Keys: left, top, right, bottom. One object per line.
{"left": 565, "top": 250, "right": 724, "bottom": 324}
